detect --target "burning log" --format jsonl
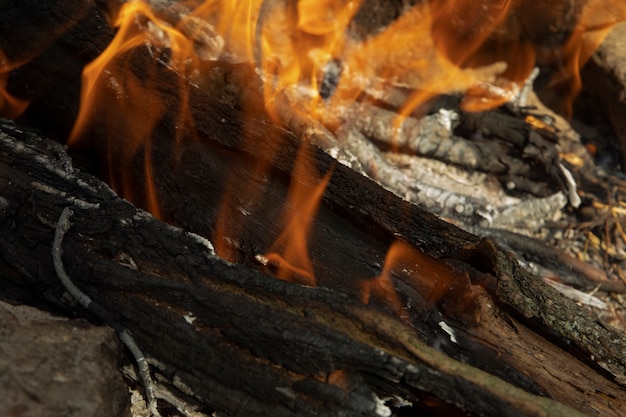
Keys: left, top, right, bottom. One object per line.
{"left": 3, "top": 0, "right": 626, "bottom": 416}
{"left": 4, "top": 117, "right": 626, "bottom": 416}
{"left": 1, "top": 95, "right": 626, "bottom": 415}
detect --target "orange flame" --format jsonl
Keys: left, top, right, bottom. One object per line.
{"left": 546, "top": 0, "right": 626, "bottom": 116}
{"left": 57, "top": 0, "right": 626, "bottom": 294}
{"left": 213, "top": 136, "right": 274, "bottom": 264}
{"left": 190, "top": 0, "right": 626, "bottom": 120}
{"left": 68, "top": 1, "right": 204, "bottom": 218}
{"left": 364, "top": 239, "right": 456, "bottom": 316}
{"left": 213, "top": 181, "right": 241, "bottom": 264}
{"left": 336, "top": 2, "right": 514, "bottom": 114}
{"left": 191, "top": 0, "right": 361, "bottom": 119}
{"left": 263, "top": 142, "right": 333, "bottom": 286}
{"left": 0, "top": 53, "right": 29, "bottom": 119}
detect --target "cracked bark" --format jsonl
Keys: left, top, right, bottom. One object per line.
{"left": 2, "top": 1, "right": 626, "bottom": 416}
{"left": 1, "top": 115, "right": 626, "bottom": 416}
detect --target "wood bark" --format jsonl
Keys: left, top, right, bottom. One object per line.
{"left": 1, "top": 115, "right": 626, "bottom": 416}
{"left": 2, "top": 1, "right": 626, "bottom": 416}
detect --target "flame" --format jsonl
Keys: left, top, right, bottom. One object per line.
{"left": 191, "top": 0, "right": 361, "bottom": 119}
{"left": 545, "top": 0, "right": 626, "bottom": 116}
{"left": 335, "top": 1, "right": 517, "bottom": 115}
{"left": 51, "top": 0, "right": 626, "bottom": 294}
{"left": 363, "top": 239, "right": 455, "bottom": 316}
{"left": 0, "top": 0, "right": 622, "bottom": 328}
{"left": 185, "top": 0, "right": 516, "bottom": 141}
{"left": 213, "top": 182, "right": 241, "bottom": 263}
{"left": 190, "top": 0, "right": 626, "bottom": 120}
{"left": 0, "top": 0, "right": 622, "bottom": 134}
{"left": 263, "top": 142, "right": 333, "bottom": 286}
{"left": 68, "top": 1, "right": 204, "bottom": 218}
{"left": 0, "top": 53, "right": 29, "bottom": 119}
{"left": 213, "top": 138, "right": 273, "bottom": 263}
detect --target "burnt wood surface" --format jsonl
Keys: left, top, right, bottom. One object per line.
{"left": 2, "top": 1, "right": 626, "bottom": 416}
{"left": 0, "top": 120, "right": 590, "bottom": 416}
{"left": 1, "top": 115, "right": 626, "bottom": 416}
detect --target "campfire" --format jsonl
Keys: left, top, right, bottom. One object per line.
{"left": 46, "top": 0, "right": 626, "bottom": 285}
{"left": 2, "top": 0, "right": 626, "bottom": 416}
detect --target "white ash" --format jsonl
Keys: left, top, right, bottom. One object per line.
{"left": 76, "top": 177, "right": 109, "bottom": 197}
{"left": 275, "top": 386, "right": 296, "bottom": 400}
{"left": 184, "top": 231, "right": 216, "bottom": 256}
{"left": 117, "top": 252, "right": 138, "bottom": 270}
{"left": 30, "top": 181, "right": 100, "bottom": 209}
{"left": 183, "top": 312, "right": 196, "bottom": 324}
{"left": 491, "top": 192, "right": 566, "bottom": 233}
{"left": 438, "top": 320, "right": 458, "bottom": 344}
{"left": 106, "top": 74, "right": 124, "bottom": 100}
{"left": 544, "top": 279, "right": 607, "bottom": 310}
{"left": 373, "top": 393, "right": 392, "bottom": 417}
{"left": 557, "top": 161, "right": 582, "bottom": 208}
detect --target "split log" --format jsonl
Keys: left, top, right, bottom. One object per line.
{"left": 3, "top": 1, "right": 626, "bottom": 416}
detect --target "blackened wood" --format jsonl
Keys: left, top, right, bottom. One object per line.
{"left": 1, "top": 116, "right": 625, "bottom": 416}
{"left": 0, "top": 0, "right": 115, "bottom": 138}
{"left": 1, "top": 1, "right": 626, "bottom": 416}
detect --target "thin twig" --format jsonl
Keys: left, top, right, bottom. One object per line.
{"left": 53, "top": 206, "right": 161, "bottom": 417}
{"left": 53, "top": 207, "right": 91, "bottom": 309}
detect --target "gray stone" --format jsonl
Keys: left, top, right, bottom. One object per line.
{"left": 0, "top": 301, "right": 130, "bottom": 417}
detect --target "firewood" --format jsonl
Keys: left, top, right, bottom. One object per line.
{"left": 2, "top": 1, "right": 626, "bottom": 416}
{"left": 1, "top": 111, "right": 626, "bottom": 416}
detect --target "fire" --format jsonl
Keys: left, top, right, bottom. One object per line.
{"left": 191, "top": 0, "right": 361, "bottom": 117}
{"left": 263, "top": 142, "right": 333, "bottom": 286}
{"left": 363, "top": 239, "right": 455, "bottom": 316}
{"left": 213, "top": 130, "right": 274, "bottom": 263}
{"left": 184, "top": 0, "right": 626, "bottom": 135}
{"left": 190, "top": 0, "right": 517, "bottom": 117}
{"left": 0, "top": 53, "right": 29, "bottom": 119}
{"left": 2, "top": 0, "right": 622, "bottom": 307}
{"left": 335, "top": 0, "right": 517, "bottom": 114}
{"left": 213, "top": 178, "right": 243, "bottom": 264}
{"left": 58, "top": 0, "right": 626, "bottom": 291}
{"left": 544, "top": 0, "right": 626, "bottom": 116}
{"left": 68, "top": 1, "right": 207, "bottom": 218}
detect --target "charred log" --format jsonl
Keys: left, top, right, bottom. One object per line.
{"left": 2, "top": 1, "right": 626, "bottom": 416}
{"left": 1, "top": 114, "right": 626, "bottom": 416}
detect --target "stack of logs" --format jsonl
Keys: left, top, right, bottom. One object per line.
{"left": 2, "top": 0, "right": 626, "bottom": 416}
